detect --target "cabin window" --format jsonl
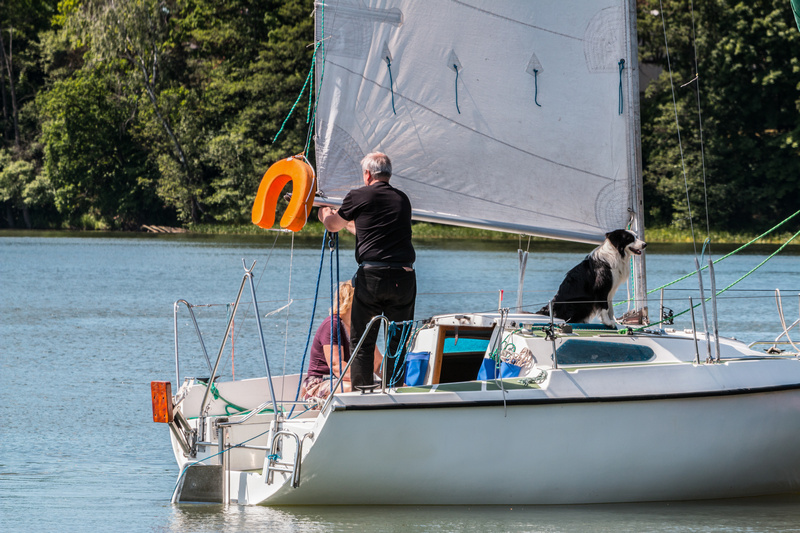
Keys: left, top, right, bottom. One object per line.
{"left": 555, "top": 340, "right": 655, "bottom": 364}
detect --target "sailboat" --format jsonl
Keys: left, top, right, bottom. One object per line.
{"left": 152, "top": 0, "right": 800, "bottom": 505}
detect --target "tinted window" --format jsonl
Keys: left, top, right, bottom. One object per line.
{"left": 556, "top": 340, "right": 655, "bottom": 364}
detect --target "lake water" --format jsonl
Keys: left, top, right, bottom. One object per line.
{"left": 2, "top": 232, "right": 800, "bottom": 532}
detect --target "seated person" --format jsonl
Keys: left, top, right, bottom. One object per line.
{"left": 301, "top": 280, "right": 382, "bottom": 401}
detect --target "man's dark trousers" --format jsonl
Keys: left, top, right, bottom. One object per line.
{"left": 349, "top": 266, "right": 416, "bottom": 389}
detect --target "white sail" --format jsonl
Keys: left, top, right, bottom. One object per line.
{"left": 314, "top": 0, "right": 642, "bottom": 244}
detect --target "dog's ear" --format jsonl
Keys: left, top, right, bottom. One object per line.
{"left": 605, "top": 231, "right": 611, "bottom": 239}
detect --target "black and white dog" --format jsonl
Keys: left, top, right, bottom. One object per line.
{"left": 537, "top": 229, "right": 646, "bottom": 327}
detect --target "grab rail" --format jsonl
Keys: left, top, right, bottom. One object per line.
{"left": 321, "top": 315, "right": 389, "bottom": 413}
{"left": 771, "top": 290, "right": 800, "bottom": 353}
{"left": 265, "top": 430, "right": 310, "bottom": 488}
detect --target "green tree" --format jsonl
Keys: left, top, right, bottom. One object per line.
{"left": 0, "top": 148, "right": 34, "bottom": 227}
{"left": 0, "top": 0, "right": 60, "bottom": 227}
{"left": 638, "top": 0, "right": 800, "bottom": 233}
{"left": 173, "top": 0, "right": 315, "bottom": 223}
{"left": 38, "top": 69, "right": 165, "bottom": 229}
{"left": 67, "top": 0, "right": 204, "bottom": 222}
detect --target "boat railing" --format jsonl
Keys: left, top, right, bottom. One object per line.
{"left": 173, "top": 260, "right": 281, "bottom": 426}
{"left": 321, "top": 315, "right": 393, "bottom": 413}
{"left": 749, "top": 290, "right": 800, "bottom": 354}
{"left": 195, "top": 268, "right": 252, "bottom": 419}
{"left": 173, "top": 299, "right": 214, "bottom": 386}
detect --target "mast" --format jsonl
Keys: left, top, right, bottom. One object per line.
{"left": 625, "top": 0, "right": 648, "bottom": 313}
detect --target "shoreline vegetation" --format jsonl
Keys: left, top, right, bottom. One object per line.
{"left": 180, "top": 221, "right": 799, "bottom": 247}
{"left": 3, "top": 221, "right": 797, "bottom": 250}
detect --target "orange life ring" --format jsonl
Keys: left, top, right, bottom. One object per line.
{"left": 251, "top": 157, "right": 317, "bottom": 232}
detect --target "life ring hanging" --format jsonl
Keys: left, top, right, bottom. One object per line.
{"left": 251, "top": 156, "right": 317, "bottom": 232}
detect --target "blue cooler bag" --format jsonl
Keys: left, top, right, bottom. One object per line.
{"left": 405, "top": 352, "right": 430, "bottom": 386}
{"left": 500, "top": 361, "right": 522, "bottom": 378}
{"left": 477, "top": 358, "right": 499, "bottom": 380}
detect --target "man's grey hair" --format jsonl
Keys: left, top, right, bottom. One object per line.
{"left": 361, "top": 152, "right": 392, "bottom": 179}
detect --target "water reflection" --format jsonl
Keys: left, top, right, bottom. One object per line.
{"left": 164, "top": 496, "right": 800, "bottom": 533}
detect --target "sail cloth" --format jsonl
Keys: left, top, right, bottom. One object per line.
{"left": 793, "top": 0, "right": 800, "bottom": 31}
{"left": 314, "top": 0, "right": 642, "bottom": 244}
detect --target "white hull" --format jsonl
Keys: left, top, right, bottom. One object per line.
{"left": 164, "top": 314, "right": 800, "bottom": 505}
{"left": 256, "top": 389, "right": 800, "bottom": 505}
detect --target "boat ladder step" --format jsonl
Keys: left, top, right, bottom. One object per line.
{"left": 265, "top": 430, "right": 306, "bottom": 488}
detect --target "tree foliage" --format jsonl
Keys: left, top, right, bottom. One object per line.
{"left": 0, "top": 0, "right": 798, "bottom": 234}
{"left": 638, "top": 0, "right": 800, "bottom": 232}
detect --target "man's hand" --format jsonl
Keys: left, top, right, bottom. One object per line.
{"left": 318, "top": 206, "right": 349, "bottom": 233}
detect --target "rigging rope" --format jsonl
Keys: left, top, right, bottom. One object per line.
{"left": 618, "top": 59, "right": 625, "bottom": 114}
{"left": 386, "top": 57, "right": 397, "bottom": 114}
{"left": 280, "top": 233, "right": 296, "bottom": 404}
{"left": 272, "top": 42, "right": 320, "bottom": 145}
{"left": 658, "top": 1, "right": 697, "bottom": 257}
{"left": 384, "top": 320, "right": 415, "bottom": 387}
{"left": 624, "top": 225, "right": 800, "bottom": 333}
{"left": 288, "top": 232, "right": 329, "bottom": 418}
{"left": 303, "top": 2, "right": 327, "bottom": 157}
{"left": 617, "top": 208, "right": 800, "bottom": 301}
{"left": 454, "top": 64, "right": 461, "bottom": 114}
{"left": 327, "top": 232, "right": 345, "bottom": 393}
{"left": 688, "top": 0, "right": 711, "bottom": 247}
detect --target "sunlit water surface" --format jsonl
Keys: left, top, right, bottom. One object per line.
{"left": 2, "top": 232, "right": 799, "bottom": 532}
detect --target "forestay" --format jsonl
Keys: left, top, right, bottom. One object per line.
{"left": 313, "top": 0, "right": 643, "bottom": 244}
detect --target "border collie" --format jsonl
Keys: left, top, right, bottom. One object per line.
{"left": 537, "top": 229, "right": 646, "bottom": 327}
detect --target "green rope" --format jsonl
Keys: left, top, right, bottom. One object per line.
{"left": 617, "top": 208, "right": 800, "bottom": 307}
{"left": 272, "top": 42, "right": 321, "bottom": 145}
{"left": 306, "top": 58, "right": 315, "bottom": 124}
{"left": 487, "top": 328, "right": 522, "bottom": 363}
{"left": 202, "top": 381, "right": 281, "bottom": 416}
{"left": 304, "top": 2, "right": 326, "bottom": 157}
{"left": 623, "top": 225, "right": 800, "bottom": 333}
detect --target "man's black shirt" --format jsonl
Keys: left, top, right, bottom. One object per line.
{"left": 337, "top": 181, "right": 415, "bottom": 265}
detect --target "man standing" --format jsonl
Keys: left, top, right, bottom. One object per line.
{"left": 318, "top": 152, "right": 416, "bottom": 389}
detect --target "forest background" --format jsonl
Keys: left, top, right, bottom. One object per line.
{"left": 0, "top": 0, "right": 798, "bottom": 239}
